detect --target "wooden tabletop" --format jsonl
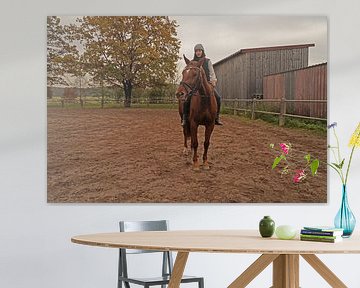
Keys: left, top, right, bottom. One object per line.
{"left": 71, "top": 230, "right": 360, "bottom": 254}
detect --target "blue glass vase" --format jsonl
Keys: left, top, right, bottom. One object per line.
{"left": 334, "top": 185, "right": 356, "bottom": 237}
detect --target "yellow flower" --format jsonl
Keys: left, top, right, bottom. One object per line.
{"left": 349, "top": 122, "right": 360, "bottom": 147}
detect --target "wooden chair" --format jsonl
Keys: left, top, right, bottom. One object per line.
{"left": 118, "top": 220, "right": 204, "bottom": 288}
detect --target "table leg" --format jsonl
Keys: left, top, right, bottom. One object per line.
{"left": 168, "top": 251, "right": 189, "bottom": 288}
{"left": 272, "top": 254, "right": 299, "bottom": 288}
{"left": 228, "top": 254, "right": 280, "bottom": 288}
{"left": 301, "top": 254, "right": 347, "bottom": 288}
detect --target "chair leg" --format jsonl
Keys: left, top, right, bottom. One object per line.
{"left": 199, "top": 278, "right": 204, "bottom": 288}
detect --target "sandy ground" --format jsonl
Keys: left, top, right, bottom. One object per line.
{"left": 47, "top": 108, "right": 327, "bottom": 203}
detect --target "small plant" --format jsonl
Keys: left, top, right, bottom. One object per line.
{"left": 328, "top": 122, "right": 360, "bottom": 185}
{"left": 270, "top": 142, "right": 320, "bottom": 184}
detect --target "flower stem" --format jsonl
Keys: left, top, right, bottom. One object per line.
{"left": 327, "top": 163, "right": 344, "bottom": 181}
{"left": 345, "top": 145, "right": 356, "bottom": 185}
{"left": 345, "top": 129, "right": 360, "bottom": 185}
{"left": 333, "top": 127, "right": 342, "bottom": 163}
{"left": 332, "top": 127, "right": 345, "bottom": 184}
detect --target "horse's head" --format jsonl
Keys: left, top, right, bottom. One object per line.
{"left": 175, "top": 55, "right": 205, "bottom": 100}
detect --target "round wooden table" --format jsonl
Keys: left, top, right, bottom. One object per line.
{"left": 72, "top": 230, "right": 360, "bottom": 288}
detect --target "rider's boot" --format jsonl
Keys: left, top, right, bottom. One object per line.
{"left": 214, "top": 91, "right": 223, "bottom": 126}
{"left": 215, "top": 113, "right": 223, "bottom": 126}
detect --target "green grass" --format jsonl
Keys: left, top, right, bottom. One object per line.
{"left": 222, "top": 106, "right": 327, "bottom": 135}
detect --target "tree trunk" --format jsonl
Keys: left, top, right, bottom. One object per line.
{"left": 123, "top": 79, "right": 132, "bottom": 108}
{"left": 79, "top": 77, "right": 83, "bottom": 108}
{"left": 101, "top": 82, "right": 104, "bottom": 109}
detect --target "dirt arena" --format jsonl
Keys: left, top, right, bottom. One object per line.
{"left": 47, "top": 108, "right": 327, "bottom": 203}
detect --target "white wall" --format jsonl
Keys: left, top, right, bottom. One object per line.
{"left": 1, "top": 0, "right": 360, "bottom": 287}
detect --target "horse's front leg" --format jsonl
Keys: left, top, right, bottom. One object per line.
{"left": 183, "top": 129, "right": 189, "bottom": 156}
{"left": 190, "top": 122, "right": 200, "bottom": 171}
{"left": 203, "top": 123, "right": 215, "bottom": 170}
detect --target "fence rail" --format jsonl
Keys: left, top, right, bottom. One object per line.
{"left": 47, "top": 97, "right": 177, "bottom": 108}
{"left": 48, "top": 96, "right": 327, "bottom": 126}
{"left": 222, "top": 98, "right": 327, "bottom": 126}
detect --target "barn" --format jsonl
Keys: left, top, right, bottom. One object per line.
{"left": 263, "top": 63, "right": 327, "bottom": 119}
{"left": 213, "top": 43, "right": 315, "bottom": 100}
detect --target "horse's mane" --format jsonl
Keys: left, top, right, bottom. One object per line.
{"left": 184, "top": 60, "right": 214, "bottom": 97}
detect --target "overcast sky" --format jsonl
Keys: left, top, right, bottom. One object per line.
{"left": 172, "top": 16, "right": 327, "bottom": 68}
{"left": 59, "top": 15, "right": 327, "bottom": 74}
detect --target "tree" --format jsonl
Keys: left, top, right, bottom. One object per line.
{"left": 48, "top": 16, "right": 94, "bottom": 107}
{"left": 74, "top": 16, "right": 180, "bottom": 107}
{"left": 47, "top": 16, "right": 79, "bottom": 86}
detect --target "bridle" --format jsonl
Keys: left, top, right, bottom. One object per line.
{"left": 179, "top": 66, "right": 202, "bottom": 97}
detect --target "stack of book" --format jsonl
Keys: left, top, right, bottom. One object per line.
{"left": 300, "top": 226, "right": 344, "bottom": 243}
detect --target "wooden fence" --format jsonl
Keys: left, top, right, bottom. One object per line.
{"left": 48, "top": 95, "right": 327, "bottom": 126}
{"left": 223, "top": 98, "right": 327, "bottom": 126}
{"left": 47, "top": 96, "right": 177, "bottom": 108}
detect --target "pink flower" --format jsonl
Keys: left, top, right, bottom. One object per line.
{"left": 279, "top": 143, "right": 290, "bottom": 155}
{"left": 293, "top": 169, "right": 306, "bottom": 183}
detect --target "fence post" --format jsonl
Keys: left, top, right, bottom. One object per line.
{"left": 233, "top": 100, "right": 237, "bottom": 115}
{"left": 251, "top": 98, "right": 256, "bottom": 120}
{"left": 61, "top": 99, "right": 64, "bottom": 108}
{"left": 279, "top": 97, "right": 286, "bottom": 126}
{"left": 101, "top": 85, "right": 104, "bottom": 108}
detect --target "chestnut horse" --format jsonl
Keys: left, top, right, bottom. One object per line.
{"left": 175, "top": 55, "right": 217, "bottom": 170}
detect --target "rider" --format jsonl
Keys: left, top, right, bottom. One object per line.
{"left": 181, "top": 43, "right": 223, "bottom": 127}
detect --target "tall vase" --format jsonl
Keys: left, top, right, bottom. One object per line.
{"left": 334, "top": 185, "right": 356, "bottom": 237}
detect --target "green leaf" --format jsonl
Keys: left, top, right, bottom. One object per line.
{"left": 328, "top": 163, "right": 341, "bottom": 173}
{"left": 332, "top": 162, "right": 342, "bottom": 169}
{"left": 311, "top": 159, "right": 320, "bottom": 176}
{"left": 339, "top": 158, "right": 345, "bottom": 169}
{"left": 272, "top": 156, "right": 282, "bottom": 169}
{"left": 304, "top": 154, "right": 311, "bottom": 164}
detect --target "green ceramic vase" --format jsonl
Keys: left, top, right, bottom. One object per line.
{"left": 259, "top": 216, "right": 275, "bottom": 237}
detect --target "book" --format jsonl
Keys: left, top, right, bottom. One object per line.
{"left": 301, "top": 229, "right": 343, "bottom": 237}
{"left": 303, "top": 226, "right": 344, "bottom": 232}
{"left": 300, "top": 234, "right": 341, "bottom": 240}
{"left": 300, "top": 236, "right": 343, "bottom": 243}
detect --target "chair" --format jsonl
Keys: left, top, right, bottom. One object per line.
{"left": 118, "top": 220, "right": 204, "bottom": 288}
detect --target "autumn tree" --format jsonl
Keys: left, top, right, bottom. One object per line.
{"left": 74, "top": 16, "right": 180, "bottom": 107}
{"left": 48, "top": 16, "right": 94, "bottom": 106}
{"left": 47, "top": 16, "right": 80, "bottom": 86}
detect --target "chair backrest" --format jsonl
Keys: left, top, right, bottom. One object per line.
{"left": 118, "top": 220, "right": 174, "bottom": 283}
{"left": 119, "top": 220, "right": 169, "bottom": 254}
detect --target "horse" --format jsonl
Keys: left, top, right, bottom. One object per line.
{"left": 175, "top": 55, "right": 217, "bottom": 171}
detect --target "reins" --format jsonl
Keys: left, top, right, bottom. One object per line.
{"left": 180, "top": 66, "right": 202, "bottom": 97}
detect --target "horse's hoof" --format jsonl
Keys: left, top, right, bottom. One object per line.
{"left": 193, "top": 163, "right": 200, "bottom": 171}
{"left": 203, "top": 164, "right": 210, "bottom": 170}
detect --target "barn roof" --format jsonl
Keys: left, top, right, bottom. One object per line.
{"left": 213, "top": 43, "right": 315, "bottom": 66}
{"left": 263, "top": 62, "right": 327, "bottom": 77}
